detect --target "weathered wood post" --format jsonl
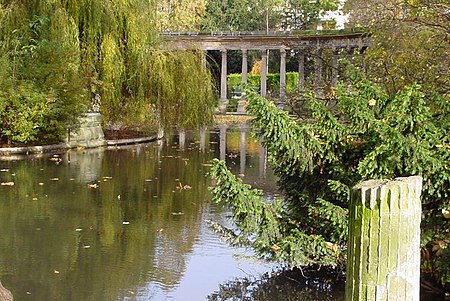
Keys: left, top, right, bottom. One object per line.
{"left": 346, "top": 176, "right": 422, "bottom": 301}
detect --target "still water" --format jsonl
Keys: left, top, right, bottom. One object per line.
{"left": 0, "top": 126, "right": 342, "bottom": 300}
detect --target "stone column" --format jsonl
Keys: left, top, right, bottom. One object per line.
{"left": 260, "top": 49, "right": 268, "bottom": 97}
{"left": 345, "top": 176, "right": 422, "bottom": 301}
{"left": 219, "top": 124, "right": 227, "bottom": 161}
{"left": 279, "top": 47, "right": 287, "bottom": 105}
{"left": 298, "top": 50, "right": 305, "bottom": 92}
{"left": 220, "top": 48, "right": 228, "bottom": 111}
{"left": 202, "top": 50, "right": 208, "bottom": 69}
{"left": 315, "top": 47, "right": 323, "bottom": 96}
{"left": 331, "top": 47, "right": 339, "bottom": 87}
{"left": 241, "top": 49, "right": 248, "bottom": 85}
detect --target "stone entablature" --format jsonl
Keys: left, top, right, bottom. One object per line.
{"left": 161, "top": 30, "right": 371, "bottom": 51}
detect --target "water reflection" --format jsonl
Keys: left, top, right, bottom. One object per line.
{"left": 0, "top": 126, "right": 339, "bottom": 300}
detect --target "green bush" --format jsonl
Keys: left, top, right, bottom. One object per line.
{"left": 211, "top": 75, "right": 450, "bottom": 286}
{"left": 228, "top": 72, "right": 299, "bottom": 96}
{"left": 0, "top": 7, "right": 86, "bottom": 146}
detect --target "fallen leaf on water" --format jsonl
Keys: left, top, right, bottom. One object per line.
{"left": 442, "top": 209, "right": 450, "bottom": 219}
{"left": 271, "top": 244, "right": 281, "bottom": 252}
{"left": 1, "top": 182, "right": 14, "bottom": 186}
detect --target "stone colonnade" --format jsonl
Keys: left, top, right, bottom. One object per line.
{"left": 162, "top": 31, "right": 372, "bottom": 110}
{"left": 218, "top": 46, "right": 358, "bottom": 110}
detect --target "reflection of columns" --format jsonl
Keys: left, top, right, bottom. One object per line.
{"left": 220, "top": 49, "right": 228, "bottom": 106}
{"left": 259, "top": 136, "right": 267, "bottom": 178}
{"left": 315, "top": 47, "right": 323, "bottom": 95}
{"left": 331, "top": 47, "right": 339, "bottom": 87}
{"left": 157, "top": 139, "right": 163, "bottom": 164}
{"left": 240, "top": 127, "right": 246, "bottom": 176}
{"left": 260, "top": 49, "right": 268, "bottom": 97}
{"left": 298, "top": 50, "right": 305, "bottom": 92}
{"left": 157, "top": 127, "right": 164, "bottom": 139}
{"left": 199, "top": 126, "right": 207, "bottom": 153}
{"left": 241, "top": 49, "right": 248, "bottom": 85}
{"left": 279, "top": 47, "right": 287, "bottom": 104}
{"left": 179, "top": 128, "right": 186, "bottom": 150}
{"left": 219, "top": 124, "right": 227, "bottom": 161}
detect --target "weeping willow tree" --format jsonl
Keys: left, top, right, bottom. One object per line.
{"left": 0, "top": 0, "right": 214, "bottom": 145}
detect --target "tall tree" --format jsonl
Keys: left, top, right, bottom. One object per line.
{"left": 201, "top": 0, "right": 339, "bottom": 31}
{"left": 0, "top": 0, "right": 214, "bottom": 145}
{"left": 201, "top": 0, "right": 279, "bottom": 31}
{"left": 281, "top": 0, "right": 339, "bottom": 30}
{"left": 344, "top": 0, "right": 450, "bottom": 97}
{"left": 157, "top": 0, "right": 206, "bottom": 31}
{"left": 210, "top": 77, "right": 450, "bottom": 288}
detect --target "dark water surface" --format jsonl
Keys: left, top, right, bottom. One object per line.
{"left": 0, "top": 127, "right": 342, "bottom": 300}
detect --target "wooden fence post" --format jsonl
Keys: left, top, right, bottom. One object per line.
{"left": 345, "top": 176, "right": 422, "bottom": 301}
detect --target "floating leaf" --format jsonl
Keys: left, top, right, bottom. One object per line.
{"left": 1, "top": 182, "right": 14, "bottom": 186}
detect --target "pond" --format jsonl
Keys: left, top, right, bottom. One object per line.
{"left": 0, "top": 126, "right": 343, "bottom": 300}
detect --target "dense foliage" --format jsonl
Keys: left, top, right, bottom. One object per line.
{"left": 0, "top": 0, "right": 215, "bottom": 146}
{"left": 210, "top": 76, "right": 450, "bottom": 286}
{"left": 201, "top": 0, "right": 339, "bottom": 31}
{"left": 344, "top": 0, "right": 450, "bottom": 97}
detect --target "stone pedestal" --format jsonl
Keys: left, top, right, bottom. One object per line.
{"left": 66, "top": 113, "right": 106, "bottom": 148}
{"left": 346, "top": 177, "right": 422, "bottom": 301}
